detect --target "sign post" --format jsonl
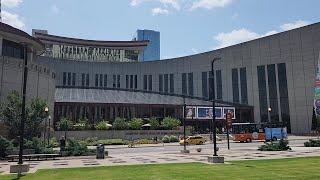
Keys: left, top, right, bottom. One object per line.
{"left": 226, "top": 112, "right": 233, "bottom": 150}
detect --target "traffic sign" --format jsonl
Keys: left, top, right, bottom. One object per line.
{"left": 226, "top": 112, "right": 232, "bottom": 128}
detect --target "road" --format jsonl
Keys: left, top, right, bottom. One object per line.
{"left": 107, "top": 139, "right": 309, "bottom": 155}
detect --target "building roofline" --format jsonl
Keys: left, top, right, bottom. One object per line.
{"left": 34, "top": 32, "right": 150, "bottom": 48}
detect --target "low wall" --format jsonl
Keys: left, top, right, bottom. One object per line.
{"left": 52, "top": 130, "right": 191, "bottom": 140}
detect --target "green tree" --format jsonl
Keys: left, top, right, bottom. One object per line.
{"left": 58, "top": 117, "right": 73, "bottom": 139}
{"left": 129, "top": 118, "right": 143, "bottom": 130}
{"left": 149, "top": 117, "right": 160, "bottom": 130}
{"left": 113, "top": 117, "right": 128, "bottom": 130}
{"left": 26, "top": 98, "right": 48, "bottom": 139}
{"left": 0, "top": 91, "right": 22, "bottom": 139}
{"left": 161, "top": 117, "right": 181, "bottom": 130}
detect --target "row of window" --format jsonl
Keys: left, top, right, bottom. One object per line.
{"left": 159, "top": 74, "right": 174, "bottom": 93}
{"left": 257, "top": 63, "right": 290, "bottom": 132}
{"left": 126, "top": 75, "right": 138, "bottom": 89}
{"left": 2, "top": 39, "right": 25, "bottom": 59}
{"left": 201, "top": 70, "right": 223, "bottom": 100}
{"left": 232, "top": 67, "right": 248, "bottom": 104}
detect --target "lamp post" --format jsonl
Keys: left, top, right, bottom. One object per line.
{"left": 208, "top": 57, "right": 224, "bottom": 163}
{"left": 45, "top": 107, "right": 49, "bottom": 146}
{"left": 181, "top": 96, "right": 190, "bottom": 153}
{"left": 18, "top": 45, "right": 28, "bottom": 165}
{"left": 211, "top": 57, "right": 220, "bottom": 157}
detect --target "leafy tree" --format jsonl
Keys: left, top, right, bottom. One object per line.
{"left": 113, "top": 117, "right": 128, "bottom": 130}
{"left": 161, "top": 117, "right": 181, "bottom": 130}
{"left": 0, "top": 136, "right": 13, "bottom": 158}
{"left": 26, "top": 98, "right": 49, "bottom": 139}
{"left": 0, "top": 91, "right": 22, "bottom": 139}
{"left": 58, "top": 117, "right": 73, "bottom": 139}
{"left": 149, "top": 117, "right": 160, "bottom": 130}
{"left": 129, "top": 118, "right": 143, "bottom": 130}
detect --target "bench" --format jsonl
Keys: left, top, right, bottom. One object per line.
{"left": 6, "top": 149, "right": 60, "bottom": 161}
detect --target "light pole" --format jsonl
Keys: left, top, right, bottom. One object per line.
{"left": 208, "top": 57, "right": 224, "bottom": 163}
{"left": 181, "top": 96, "right": 190, "bottom": 153}
{"left": 45, "top": 106, "right": 49, "bottom": 146}
{"left": 211, "top": 57, "right": 220, "bottom": 157}
{"left": 268, "top": 107, "right": 273, "bottom": 141}
{"left": 18, "top": 45, "right": 28, "bottom": 165}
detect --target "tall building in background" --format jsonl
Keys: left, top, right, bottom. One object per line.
{"left": 136, "top": 29, "right": 160, "bottom": 61}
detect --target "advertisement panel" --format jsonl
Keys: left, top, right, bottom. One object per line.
{"left": 197, "top": 107, "right": 223, "bottom": 119}
{"left": 223, "top": 107, "right": 236, "bottom": 119}
{"left": 185, "top": 106, "right": 196, "bottom": 119}
{"left": 314, "top": 53, "right": 320, "bottom": 117}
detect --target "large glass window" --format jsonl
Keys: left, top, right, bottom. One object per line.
{"left": 216, "top": 70, "right": 222, "bottom": 100}
{"left": 202, "top": 72, "right": 208, "bottom": 98}
{"left": 267, "top": 64, "right": 279, "bottom": 122}
{"left": 188, "top": 73, "right": 193, "bottom": 96}
{"left": 2, "top": 39, "right": 25, "bottom": 59}
{"left": 99, "top": 74, "right": 103, "bottom": 87}
{"left": 143, "top": 75, "right": 148, "bottom": 90}
{"left": 95, "top": 74, "right": 99, "bottom": 87}
{"left": 117, "top": 75, "right": 120, "bottom": 88}
{"left": 257, "top": 66, "right": 268, "bottom": 123}
{"left": 277, "top": 63, "right": 291, "bottom": 132}
{"left": 240, "top": 67, "right": 248, "bottom": 104}
{"left": 72, "top": 73, "right": 76, "bottom": 86}
{"left": 159, "top": 74, "right": 163, "bottom": 92}
{"left": 170, "top": 74, "right": 174, "bottom": 93}
{"left": 67, "top": 72, "right": 71, "bottom": 86}
{"left": 86, "top": 74, "right": 89, "bottom": 87}
{"left": 63, "top": 72, "right": 67, "bottom": 86}
{"left": 81, "top": 73, "right": 85, "bottom": 87}
{"left": 113, "top": 75, "right": 116, "bottom": 88}
{"left": 164, "top": 74, "right": 169, "bottom": 93}
{"left": 232, "top": 68, "right": 239, "bottom": 103}
{"left": 208, "top": 71, "right": 215, "bottom": 100}
{"left": 182, "top": 73, "right": 187, "bottom": 95}
{"left": 130, "top": 75, "right": 133, "bottom": 89}
{"left": 134, "top": 75, "right": 137, "bottom": 89}
{"left": 104, "top": 74, "right": 107, "bottom": 87}
{"left": 126, "top": 75, "right": 129, "bottom": 89}
{"left": 148, "top": 75, "right": 152, "bottom": 91}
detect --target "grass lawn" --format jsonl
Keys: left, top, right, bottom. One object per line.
{"left": 3, "top": 156, "right": 320, "bottom": 180}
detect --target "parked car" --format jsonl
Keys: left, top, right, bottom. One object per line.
{"left": 179, "top": 136, "right": 206, "bottom": 145}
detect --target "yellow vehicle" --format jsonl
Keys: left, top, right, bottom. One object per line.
{"left": 179, "top": 136, "right": 206, "bottom": 145}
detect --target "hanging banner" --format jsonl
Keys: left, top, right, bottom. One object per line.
{"left": 314, "top": 52, "right": 320, "bottom": 117}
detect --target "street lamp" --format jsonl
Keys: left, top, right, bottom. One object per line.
{"left": 268, "top": 107, "right": 272, "bottom": 123}
{"left": 181, "top": 96, "right": 190, "bottom": 153}
{"left": 44, "top": 107, "right": 49, "bottom": 146}
{"left": 211, "top": 57, "right": 220, "bottom": 157}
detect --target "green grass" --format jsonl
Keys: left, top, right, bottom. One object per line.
{"left": 3, "top": 157, "right": 320, "bottom": 180}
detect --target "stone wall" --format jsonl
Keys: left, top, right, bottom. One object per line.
{"left": 52, "top": 129, "right": 190, "bottom": 140}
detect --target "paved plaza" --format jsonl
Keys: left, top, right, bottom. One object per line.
{"left": 1, "top": 136, "right": 320, "bottom": 175}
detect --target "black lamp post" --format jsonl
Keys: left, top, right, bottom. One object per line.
{"left": 18, "top": 45, "right": 28, "bottom": 165}
{"left": 44, "top": 107, "right": 49, "bottom": 146}
{"left": 181, "top": 96, "right": 189, "bottom": 153}
{"left": 211, "top": 57, "right": 220, "bottom": 157}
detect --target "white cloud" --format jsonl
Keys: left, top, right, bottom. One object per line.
{"left": 2, "top": 10, "right": 25, "bottom": 29}
{"left": 2, "top": 0, "right": 23, "bottom": 8}
{"left": 280, "top": 20, "right": 310, "bottom": 31}
{"left": 214, "top": 28, "right": 259, "bottom": 49}
{"left": 51, "top": 5, "right": 60, "bottom": 14}
{"left": 152, "top": 7, "right": 169, "bottom": 15}
{"left": 190, "top": 0, "right": 233, "bottom": 10}
{"left": 131, "top": 0, "right": 180, "bottom": 9}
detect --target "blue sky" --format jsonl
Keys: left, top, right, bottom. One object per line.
{"left": 2, "top": 0, "right": 320, "bottom": 59}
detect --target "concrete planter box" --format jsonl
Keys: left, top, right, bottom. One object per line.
{"left": 53, "top": 130, "right": 190, "bottom": 140}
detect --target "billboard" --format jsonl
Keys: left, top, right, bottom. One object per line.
{"left": 314, "top": 52, "right": 320, "bottom": 117}
{"left": 197, "top": 107, "right": 223, "bottom": 119}
{"left": 185, "top": 106, "right": 196, "bottom": 119}
{"left": 223, "top": 107, "right": 236, "bottom": 119}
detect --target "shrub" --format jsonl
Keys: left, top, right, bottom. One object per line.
{"left": 162, "top": 135, "right": 170, "bottom": 143}
{"left": 129, "top": 118, "right": 143, "bottom": 130}
{"left": 113, "top": 117, "right": 128, "bottom": 130}
{"left": 96, "top": 139, "right": 128, "bottom": 145}
{"left": 48, "top": 137, "right": 59, "bottom": 148}
{"left": 161, "top": 117, "right": 181, "bottom": 130}
{"left": 169, "top": 135, "right": 179, "bottom": 142}
{"left": 258, "top": 140, "right": 291, "bottom": 151}
{"left": 24, "top": 137, "right": 55, "bottom": 154}
{"left": 304, "top": 139, "right": 320, "bottom": 147}
{"left": 85, "top": 137, "right": 98, "bottom": 146}
{"left": 95, "top": 121, "right": 110, "bottom": 130}
{"left": 65, "top": 138, "right": 88, "bottom": 156}
{"left": 0, "top": 136, "right": 13, "bottom": 158}
{"left": 57, "top": 118, "right": 73, "bottom": 131}
{"left": 149, "top": 117, "right": 160, "bottom": 130}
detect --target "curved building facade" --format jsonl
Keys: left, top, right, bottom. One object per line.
{"left": 0, "top": 23, "right": 56, "bottom": 132}
{"left": 36, "top": 22, "right": 320, "bottom": 134}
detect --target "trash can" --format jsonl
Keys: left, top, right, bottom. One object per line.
{"left": 96, "top": 144, "right": 105, "bottom": 159}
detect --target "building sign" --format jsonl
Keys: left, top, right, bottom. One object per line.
{"left": 197, "top": 107, "right": 223, "bottom": 119}
{"left": 43, "top": 44, "right": 139, "bottom": 62}
{"left": 185, "top": 106, "right": 196, "bottom": 119}
{"left": 314, "top": 52, "right": 320, "bottom": 117}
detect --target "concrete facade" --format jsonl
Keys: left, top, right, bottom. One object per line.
{"left": 37, "top": 23, "right": 320, "bottom": 134}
